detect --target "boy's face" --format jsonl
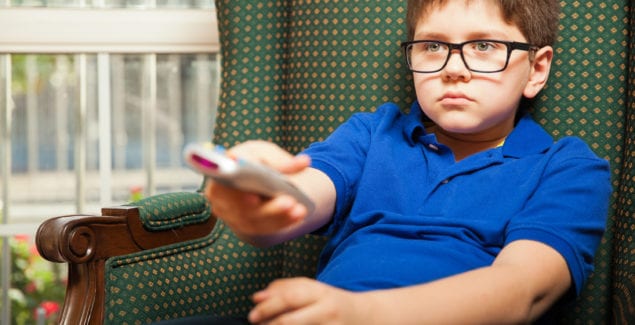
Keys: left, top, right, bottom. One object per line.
{"left": 413, "top": 0, "right": 551, "bottom": 141}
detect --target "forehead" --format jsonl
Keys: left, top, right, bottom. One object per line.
{"left": 418, "top": 0, "right": 501, "bottom": 16}
{"left": 414, "top": 1, "right": 523, "bottom": 41}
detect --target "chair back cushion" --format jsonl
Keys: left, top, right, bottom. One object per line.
{"left": 212, "top": 0, "right": 414, "bottom": 152}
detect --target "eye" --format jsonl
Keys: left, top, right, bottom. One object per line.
{"left": 423, "top": 42, "right": 444, "bottom": 53}
{"left": 473, "top": 41, "right": 496, "bottom": 52}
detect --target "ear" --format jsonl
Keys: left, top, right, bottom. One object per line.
{"left": 523, "top": 46, "right": 553, "bottom": 99}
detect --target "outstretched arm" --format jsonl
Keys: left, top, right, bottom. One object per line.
{"left": 204, "top": 140, "right": 336, "bottom": 247}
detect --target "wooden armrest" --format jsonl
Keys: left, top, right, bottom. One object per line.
{"left": 36, "top": 205, "right": 216, "bottom": 325}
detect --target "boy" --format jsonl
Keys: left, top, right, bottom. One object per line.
{"left": 204, "top": 0, "right": 611, "bottom": 323}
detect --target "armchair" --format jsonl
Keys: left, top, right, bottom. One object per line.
{"left": 37, "top": 0, "right": 635, "bottom": 324}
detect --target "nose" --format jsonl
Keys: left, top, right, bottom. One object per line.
{"left": 442, "top": 51, "right": 471, "bottom": 80}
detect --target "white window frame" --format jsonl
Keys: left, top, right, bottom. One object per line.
{"left": 0, "top": 8, "right": 220, "bottom": 324}
{"left": 0, "top": 8, "right": 219, "bottom": 53}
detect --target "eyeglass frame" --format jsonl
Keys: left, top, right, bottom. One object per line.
{"left": 400, "top": 39, "right": 540, "bottom": 73}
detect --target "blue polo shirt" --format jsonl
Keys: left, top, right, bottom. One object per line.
{"left": 302, "top": 101, "right": 611, "bottom": 296}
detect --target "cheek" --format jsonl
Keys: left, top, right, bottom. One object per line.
{"left": 503, "top": 77, "right": 530, "bottom": 102}
{"left": 413, "top": 75, "right": 437, "bottom": 103}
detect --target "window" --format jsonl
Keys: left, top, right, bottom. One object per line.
{"left": 0, "top": 2, "right": 219, "bottom": 323}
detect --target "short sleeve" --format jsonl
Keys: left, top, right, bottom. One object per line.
{"left": 505, "top": 138, "right": 611, "bottom": 295}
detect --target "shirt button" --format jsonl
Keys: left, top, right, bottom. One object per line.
{"left": 428, "top": 144, "right": 439, "bottom": 151}
{"left": 441, "top": 179, "right": 450, "bottom": 184}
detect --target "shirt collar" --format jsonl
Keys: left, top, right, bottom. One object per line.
{"left": 403, "top": 101, "right": 554, "bottom": 158}
{"left": 502, "top": 113, "right": 553, "bottom": 158}
{"left": 403, "top": 101, "right": 427, "bottom": 146}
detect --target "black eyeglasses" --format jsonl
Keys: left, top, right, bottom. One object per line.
{"left": 400, "top": 39, "right": 539, "bottom": 73}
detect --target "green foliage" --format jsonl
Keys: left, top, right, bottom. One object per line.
{"left": 10, "top": 55, "right": 62, "bottom": 93}
{"left": 0, "top": 236, "right": 66, "bottom": 325}
{"left": 129, "top": 185, "right": 144, "bottom": 202}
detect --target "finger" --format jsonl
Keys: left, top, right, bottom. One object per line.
{"left": 275, "top": 154, "right": 311, "bottom": 174}
{"left": 207, "top": 182, "right": 267, "bottom": 230}
{"left": 226, "top": 140, "right": 292, "bottom": 167}
{"left": 264, "top": 301, "right": 330, "bottom": 325}
{"left": 208, "top": 180, "right": 264, "bottom": 206}
{"left": 211, "top": 194, "right": 262, "bottom": 221}
{"left": 228, "top": 196, "right": 304, "bottom": 236}
{"left": 248, "top": 278, "right": 318, "bottom": 323}
{"left": 205, "top": 178, "right": 307, "bottom": 236}
{"left": 221, "top": 194, "right": 304, "bottom": 235}
{"left": 259, "top": 195, "right": 307, "bottom": 221}
{"left": 231, "top": 144, "right": 310, "bottom": 174}
{"left": 250, "top": 294, "right": 309, "bottom": 324}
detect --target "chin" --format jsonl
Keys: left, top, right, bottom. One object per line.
{"left": 435, "top": 120, "right": 483, "bottom": 134}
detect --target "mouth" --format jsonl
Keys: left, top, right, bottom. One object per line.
{"left": 439, "top": 92, "right": 473, "bottom": 106}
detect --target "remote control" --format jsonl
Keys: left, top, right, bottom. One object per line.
{"left": 183, "top": 143, "right": 315, "bottom": 214}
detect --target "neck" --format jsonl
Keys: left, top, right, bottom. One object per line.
{"left": 429, "top": 126, "right": 509, "bottom": 162}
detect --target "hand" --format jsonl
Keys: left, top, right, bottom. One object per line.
{"left": 248, "top": 278, "right": 368, "bottom": 325}
{"left": 224, "top": 140, "right": 311, "bottom": 174}
{"left": 203, "top": 141, "right": 312, "bottom": 244}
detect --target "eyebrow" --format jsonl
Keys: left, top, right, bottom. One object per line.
{"left": 414, "top": 31, "right": 512, "bottom": 41}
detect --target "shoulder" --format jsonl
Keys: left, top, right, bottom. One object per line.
{"left": 537, "top": 136, "right": 611, "bottom": 201}
{"left": 550, "top": 136, "right": 609, "bottom": 166}
{"left": 508, "top": 115, "right": 608, "bottom": 166}
{"left": 534, "top": 135, "right": 611, "bottom": 185}
{"left": 334, "top": 102, "right": 410, "bottom": 137}
{"left": 349, "top": 102, "right": 404, "bottom": 124}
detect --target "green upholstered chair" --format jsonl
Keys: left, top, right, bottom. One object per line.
{"left": 36, "top": 0, "right": 635, "bottom": 324}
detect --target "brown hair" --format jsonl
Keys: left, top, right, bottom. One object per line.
{"left": 406, "top": 0, "right": 561, "bottom": 47}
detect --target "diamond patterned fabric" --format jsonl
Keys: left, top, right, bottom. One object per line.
{"left": 126, "top": 192, "right": 211, "bottom": 231}
{"left": 212, "top": 0, "right": 414, "bottom": 152}
{"left": 104, "top": 222, "right": 284, "bottom": 323}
